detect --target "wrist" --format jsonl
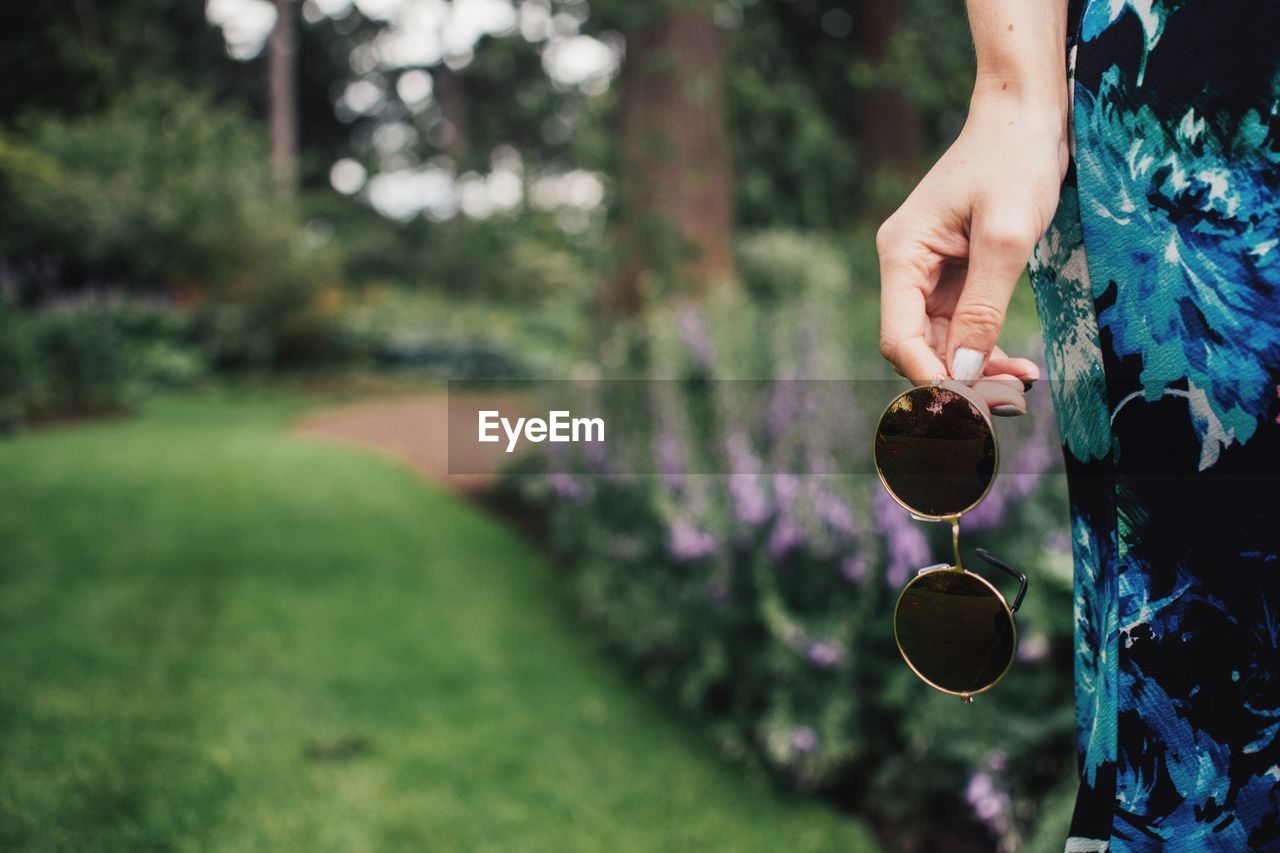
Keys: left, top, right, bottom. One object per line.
{"left": 969, "top": 77, "right": 1068, "bottom": 135}
{"left": 966, "top": 80, "right": 1071, "bottom": 179}
{"left": 973, "top": 70, "right": 1068, "bottom": 113}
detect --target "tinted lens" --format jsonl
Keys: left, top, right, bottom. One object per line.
{"left": 874, "top": 385, "right": 996, "bottom": 517}
{"left": 894, "top": 570, "right": 1015, "bottom": 695}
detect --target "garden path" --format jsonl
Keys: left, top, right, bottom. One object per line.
{"left": 295, "top": 392, "right": 529, "bottom": 494}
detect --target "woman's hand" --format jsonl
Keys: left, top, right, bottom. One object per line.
{"left": 876, "top": 84, "right": 1069, "bottom": 415}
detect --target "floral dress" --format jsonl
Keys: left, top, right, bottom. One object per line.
{"left": 1027, "top": 0, "right": 1280, "bottom": 848}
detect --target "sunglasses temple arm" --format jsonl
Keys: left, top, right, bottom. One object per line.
{"left": 972, "top": 547, "right": 1028, "bottom": 612}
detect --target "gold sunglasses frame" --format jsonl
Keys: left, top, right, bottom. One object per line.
{"left": 874, "top": 381, "right": 1025, "bottom": 703}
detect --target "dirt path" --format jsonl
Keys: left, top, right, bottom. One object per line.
{"left": 295, "top": 393, "right": 531, "bottom": 494}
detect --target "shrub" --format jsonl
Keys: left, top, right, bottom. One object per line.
{"left": 339, "top": 286, "right": 585, "bottom": 379}
{"left": 407, "top": 217, "right": 591, "bottom": 302}
{"left": 0, "top": 300, "right": 39, "bottom": 430}
{"left": 0, "top": 294, "right": 210, "bottom": 428}
{"left": 736, "top": 229, "right": 853, "bottom": 304}
{"left": 27, "top": 302, "right": 133, "bottom": 415}
{"left": 0, "top": 84, "right": 342, "bottom": 367}
{"left": 523, "top": 248, "right": 1076, "bottom": 849}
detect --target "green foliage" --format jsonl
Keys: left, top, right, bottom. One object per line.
{"left": 879, "top": 0, "right": 977, "bottom": 133}
{"left": 582, "top": 0, "right": 723, "bottom": 34}
{"left": 724, "top": 0, "right": 975, "bottom": 227}
{"left": 1, "top": 85, "right": 269, "bottom": 289}
{"left": 305, "top": 190, "right": 596, "bottom": 302}
{"left": 735, "top": 230, "right": 853, "bottom": 304}
{"left": 0, "top": 84, "right": 343, "bottom": 367}
{"left": 0, "top": 301, "right": 40, "bottom": 430}
{"left": 339, "top": 285, "right": 585, "bottom": 379}
{"left": 0, "top": 0, "right": 252, "bottom": 122}
{"left": 0, "top": 296, "right": 210, "bottom": 428}
{"left": 406, "top": 217, "right": 591, "bottom": 301}
{"left": 727, "top": 11, "right": 861, "bottom": 229}
{"left": 25, "top": 304, "right": 134, "bottom": 416}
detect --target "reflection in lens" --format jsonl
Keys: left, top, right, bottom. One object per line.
{"left": 894, "top": 570, "right": 1014, "bottom": 695}
{"left": 874, "top": 385, "right": 996, "bottom": 517}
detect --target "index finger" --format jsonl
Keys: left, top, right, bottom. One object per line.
{"left": 879, "top": 254, "right": 948, "bottom": 384}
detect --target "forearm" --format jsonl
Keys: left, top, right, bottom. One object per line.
{"left": 966, "top": 0, "right": 1070, "bottom": 120}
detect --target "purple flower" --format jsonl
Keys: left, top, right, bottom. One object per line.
{"left": 584, "top": 434, "right": 608, "bottom": 469}
{"left": 1017, "top": 631, "right": 1050, "bottom": 663}
{"left": 766, "top": 375, "right": 799, "bottom": 442}
{"left": 772, "top": 473, "right": 800, "bottom": 514}
{"left": 841, "top": 555, "right": 868, "bottom": 584}
{"left": 813, "top": 486, "right": 857, "bottom": 539}
{"left": 669, "top": 518, "right": 717, "bottom": 562}
{"left": 729, "top": 476, "right": 770, "bottom": 525}
{"left": 654, "top": 429, "right": 684, "bottom": 490}
{"left": 725, "top": 430, "right": 762, "bottom": 475}
{"left": 768, "top": 516, "right": 804, "bottom": 562}
{"left": 874, "top": 489, "right": 932, "bottom": 587}
{"left": 723, "top": 432, "right": 771, "bottom": 524}
{"left": 790, "top": 725, "right": 817, "bottom": 754}
{"left": 548, "top": 472, "right": 582, "bottom": 500}
{"left": 966, "top": 412, "right": 1059, "bottom": 530}
{"left": 677, "top": 303, "right": 714, "bottom": 370}
{"left": 966, "top": 771, "right": 1012, "bottom": 837}
{"left": 806, "top": 640, "right": 844, "bottom": 669}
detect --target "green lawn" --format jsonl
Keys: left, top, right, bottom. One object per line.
{"left": 0, "top": 392, "right": 876, "bottom": 852}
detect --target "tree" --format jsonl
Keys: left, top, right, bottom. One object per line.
{"left": 268, "top": 0, "right": 299, "bottom": 195}
{"left": 607, "top": 4, "right": 735, "bottom": 315}
{"left": 851, "top": 0, "right": 923, "bottom": 215}
{"left": 0, "top": 0, "right": 254, "bottom": 122}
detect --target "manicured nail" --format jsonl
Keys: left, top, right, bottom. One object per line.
{"left": 950, "top": 347, "right": 985, "bottom": 384}
{"left": 991, "top": 403, "right": 1025, "bottom": 417}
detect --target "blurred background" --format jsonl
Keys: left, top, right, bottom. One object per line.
{"left": 0, "top": 1, "right": 1076, "bottom": 850}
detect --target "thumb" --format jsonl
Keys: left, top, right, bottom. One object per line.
{"left": 946, "top": 211, "right": 1037, "bottom": 383}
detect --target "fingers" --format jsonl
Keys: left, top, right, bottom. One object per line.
{"left": 979, "top": 345, "right": 1037, "bottom": 415}
{"left": 944, "top": 209, "right": 1040, "bottom": 382}
{"left": 881, "top": 337, "right": 949, "bottom": 386}
{"left": 878, "top": 245, "right": 948, "bottom": 384}
{"left": 973, "top": 376, "right": 1028, "bottom": 416}
{"left": 937, "top": 377, "right": 1024, "bottom": 418}
{"left": 986, "top": 345, "right": 1040, "bottom": 386}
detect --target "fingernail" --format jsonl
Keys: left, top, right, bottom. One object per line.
{"left": 992, "top": 403, "right": 1025, "bottom": 417}
{"left": 950, "top": 347, "right": 985, "bottom": 384}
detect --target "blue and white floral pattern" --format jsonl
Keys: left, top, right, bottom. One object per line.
{"left": 1029, "top": 0, "right": 1280, "bottom": 848}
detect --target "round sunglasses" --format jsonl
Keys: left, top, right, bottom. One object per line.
{"left": 873, "top": 382, "right": 1029, "bottom": 703}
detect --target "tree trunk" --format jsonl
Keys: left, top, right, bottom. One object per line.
{"left": 431, "top": 64, "right": 469, "bottom": 164}
{"left": 607, "top": 8, "right": 735, "bottom": 317}
{"left": 267, "top": 0, "right": 298, "bottom": 195}
{"left": 852, "top": 0, "right": 922, "bottom": 215}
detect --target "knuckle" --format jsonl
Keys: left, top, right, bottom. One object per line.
{"left": 875, "top": 219, "right": 902, "bottom": 256}
{"left": 954, "top": 300, "right": 1006, "bottom": 338}
{"left": 878, "top": 335, "right": 900, "bottom": 365}
{"left": 976, "top": 219, "right": 1036, "bottom": 254}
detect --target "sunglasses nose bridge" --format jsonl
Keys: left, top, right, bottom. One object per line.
{"left": 949, "top": 516, "right": 962, "bottom": 569}
{"left": 907, "top": 512, "right": 966, "bottom": 568}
